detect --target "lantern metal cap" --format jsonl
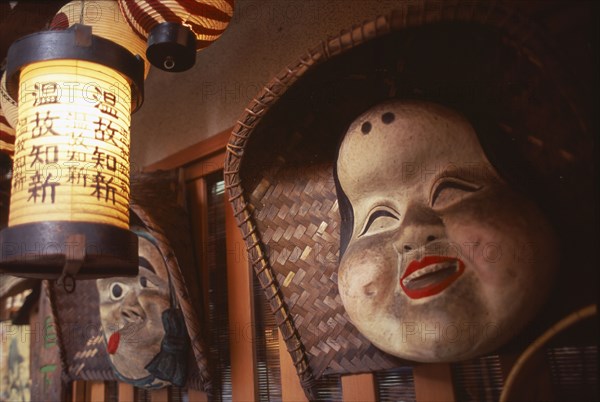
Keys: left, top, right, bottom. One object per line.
{"left": 146, "top": 22, "right": 196, "bottom": 72}
{"left": 0, "top": 221, "right": 139, "bottom": 280}
{"left": 6, "top": 24, "right": 144, "bottom": 113}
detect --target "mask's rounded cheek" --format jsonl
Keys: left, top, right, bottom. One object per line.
{"left": 441, "top": 193, "right": 559, "bottom": 333}
{"left": 338, "top": 238, "right": 398, "bottom": 317}
{"left": 445, "top": 191, "right": 557, "bottom": 283}
{"left": 138, "top": 289, "right": 170, "bottom": 316}
{"left": 99, "top": 304, "right": 119, "bottom": 332}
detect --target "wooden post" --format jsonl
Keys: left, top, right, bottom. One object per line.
{"left": 72, "top": 381, "right": 88, "bottom": 402}
{"left": 88, "top": 381, "right": 105, "bottom": 402}
{"left": 278, "top": 332, "right": 308, "bottom": 402}
{"left": 187, "top": 178, "right": 211, "bottom": 332}
{"left": 118, "top": 383, "right": 134, "bottom": 402}
{"left": 150, "top": 387, "right": 169, "bottom": 402}
{"left": 187, "top": 388, "right": 209, "bottom": 402}
{"left": 342, "top": 373, "right": 377, "bottom": 402}
{"left": 225, "top": 200, "right": 258, "bottom": 401}
{"left": 413, "top": 363, "right": 455, "bottom": 402}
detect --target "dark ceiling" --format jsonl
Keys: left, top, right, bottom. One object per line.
{"left": 0, "top": 1, "right": 69, "bottom": 66}
{"left": 0, "top": 1, "right": 596, "bottom": 79}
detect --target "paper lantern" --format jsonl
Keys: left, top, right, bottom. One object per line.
{"left": 0, "top": 24, "right": 144, "bottom": 282}
{"left": 1, "top": 72, "right": 18, "bottom": 130}
{"left": 118, "top": 0, "right": 234, "bottom": 71}
{"left": 0, "top": 102, "right": 15, "bottom": 176}
{"left": 51, "top": 0, "right": 151, "bottom": 78}
{"left": 0, "top": 103, "right": 15, "bottom": 158}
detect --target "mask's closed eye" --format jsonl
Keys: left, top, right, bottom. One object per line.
{"left": 139, "top": 276, "right": 159, "bottom": 289}
{"left": 359, "top": 207, "right": 400, "bottom": 237}
{"left": 430, "top": 177, "right": 482, "bottom": 210}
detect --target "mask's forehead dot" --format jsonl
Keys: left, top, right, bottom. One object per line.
{"left": 361, "top": 121, "right": 372, "bottom": 135}
{"left": 382, "top": 112, "right": 395, "bottom": 124}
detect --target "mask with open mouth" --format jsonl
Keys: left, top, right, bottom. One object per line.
{"left": 336, "top": 100, "right": 559, "bottom": 362}
{"left": 400, "top": 255, "right": 466, "bottom": 300}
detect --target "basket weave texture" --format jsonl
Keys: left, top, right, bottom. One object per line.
{"left": 248, "top": 163, "right": 402, "bottom": 378}
{"left": 49, "top": 278, "right": 116, "bottom": 381}
{"left": 48, "top": 170, "right": 211, "bottom": 391}
{"left": 224, "top": 1, "right": 592, "bottom": 398}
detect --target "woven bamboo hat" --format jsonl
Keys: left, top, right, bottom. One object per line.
{"left": 44, "top": 170, "right": 211, "bottom": 391}
{"left": 224, "top": 1, "right": 595, "bottom": 398}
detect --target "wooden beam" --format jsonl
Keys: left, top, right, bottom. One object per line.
{"left": 225, "top": 199, "right": 258, "bottom": 401}
{"left": 186, "top": 178, "right": 211, "bottom": 332}
{"left": 72, "top": 381, "right": 87, "bottom": 402}
{"left": 183, "top": 152, "right": 226, "bottom": 181}
{"left": 187, "top": 388, "right": 208, "bottom": 402}
{"left": 143, "top": 128, "right": 231, "bottom": 172}
{"left": 278, "top": 332, "right": 308, "bottom": 402}
{"left": 118, "top": 383, "right": 134, "bottom": 402}
{"left": 413, "top": 363, "right": 455, "bottom": 402}
{"left": 342, "top": 373, "right": 377, "bottom": 402}
{"left": 88, "top": 381, "right": 105, "bottom": 402}
{"left": 150, "top": 387, "right": 169, "bottom": 402}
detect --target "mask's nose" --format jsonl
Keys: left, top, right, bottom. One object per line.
{"left": 393, "top": 203, "right": 445, "bottom": 254}
{"left": 120, "top": 291, "right": 145, "bottom": 323}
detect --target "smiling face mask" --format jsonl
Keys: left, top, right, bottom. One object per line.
{"left": 335, "top": 100, "right": 559, "bottom": 362}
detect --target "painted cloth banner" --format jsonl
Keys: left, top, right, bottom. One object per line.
{"left": 0, "top": 323, "right": 31, "bottom": 402}
{"left": 29, "top": 281, "right": 67, "bottom": 402}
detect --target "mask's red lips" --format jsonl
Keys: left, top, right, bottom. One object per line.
{"left": 107, "top": 331, "right": 120, "bottom": 354}
{"left": 400, "top": 256, "right": 465, "bottom": 299}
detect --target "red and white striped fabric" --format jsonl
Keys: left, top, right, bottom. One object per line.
{"left": 117, "top": 0, "right": 234, "bottom": 51}
{"left": 0, "top": 71, "right": 18, "bottom": 131}
{"left": 0, "top": 105, "right": 15, "bottom": 158}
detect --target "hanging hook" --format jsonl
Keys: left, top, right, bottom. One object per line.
{"left": 164, "top": 56, "right": 175, "bottom": 70}
{"left": 57, "top": 234, "right": 86, "bottom": 294}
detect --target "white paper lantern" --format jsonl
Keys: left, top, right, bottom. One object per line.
{"left": 51, "top": 0, "right": 151, "bottom": 78}
{"left": 0, "top": 25, "right": 144, "bottom": 281}
{"left": 0, "top": 101, "right": 15, "bottom": 158}
{"left": 9, "top": 59, "right": 131, "bottom": 228}
{"left": 1, "top": 72, "right": 19, "bottom": 129}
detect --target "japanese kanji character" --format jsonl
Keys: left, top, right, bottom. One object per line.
{"left": 28, "top": 172, "right": 59, "bottom": 203}
{"left": 91, "top": 172, "right": 116, "bottom": 204}
{"left": 30, "top": 111, "right": 59, "bottom": 138}
{"left": 31, "top": 82, "right": 59, "bottom": 106}
{"left": 29, "top": 145, "right": 58, "bottom": 167}
{"left": 94, "top": 117, "right": 118, "bottom": 146}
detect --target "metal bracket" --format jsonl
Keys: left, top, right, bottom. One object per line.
{"left": 56, "top": 234, "right": 86, "bottom": 293}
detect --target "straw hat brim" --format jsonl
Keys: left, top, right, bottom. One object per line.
{"left": 38, "top": 170, "right": 211, "bottom": 391}
{"left": 224, "top": 1, "right": 595, "bottom": 397}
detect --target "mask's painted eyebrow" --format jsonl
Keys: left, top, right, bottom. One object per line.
{"left": 358, "top": 209, "right": 399, "bottom": 237}
{"left": 138, "top": 256, "right": 156, "bottom": 274}
{"left": 433, "top": 165, "right": 494, "bottom": 183}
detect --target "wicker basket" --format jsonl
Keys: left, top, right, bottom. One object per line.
{"left": 224, "top": 1, "right": 594, "bottom": 398}
{"left": 46, "top": 170, "right": 212, "bottom": 391}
